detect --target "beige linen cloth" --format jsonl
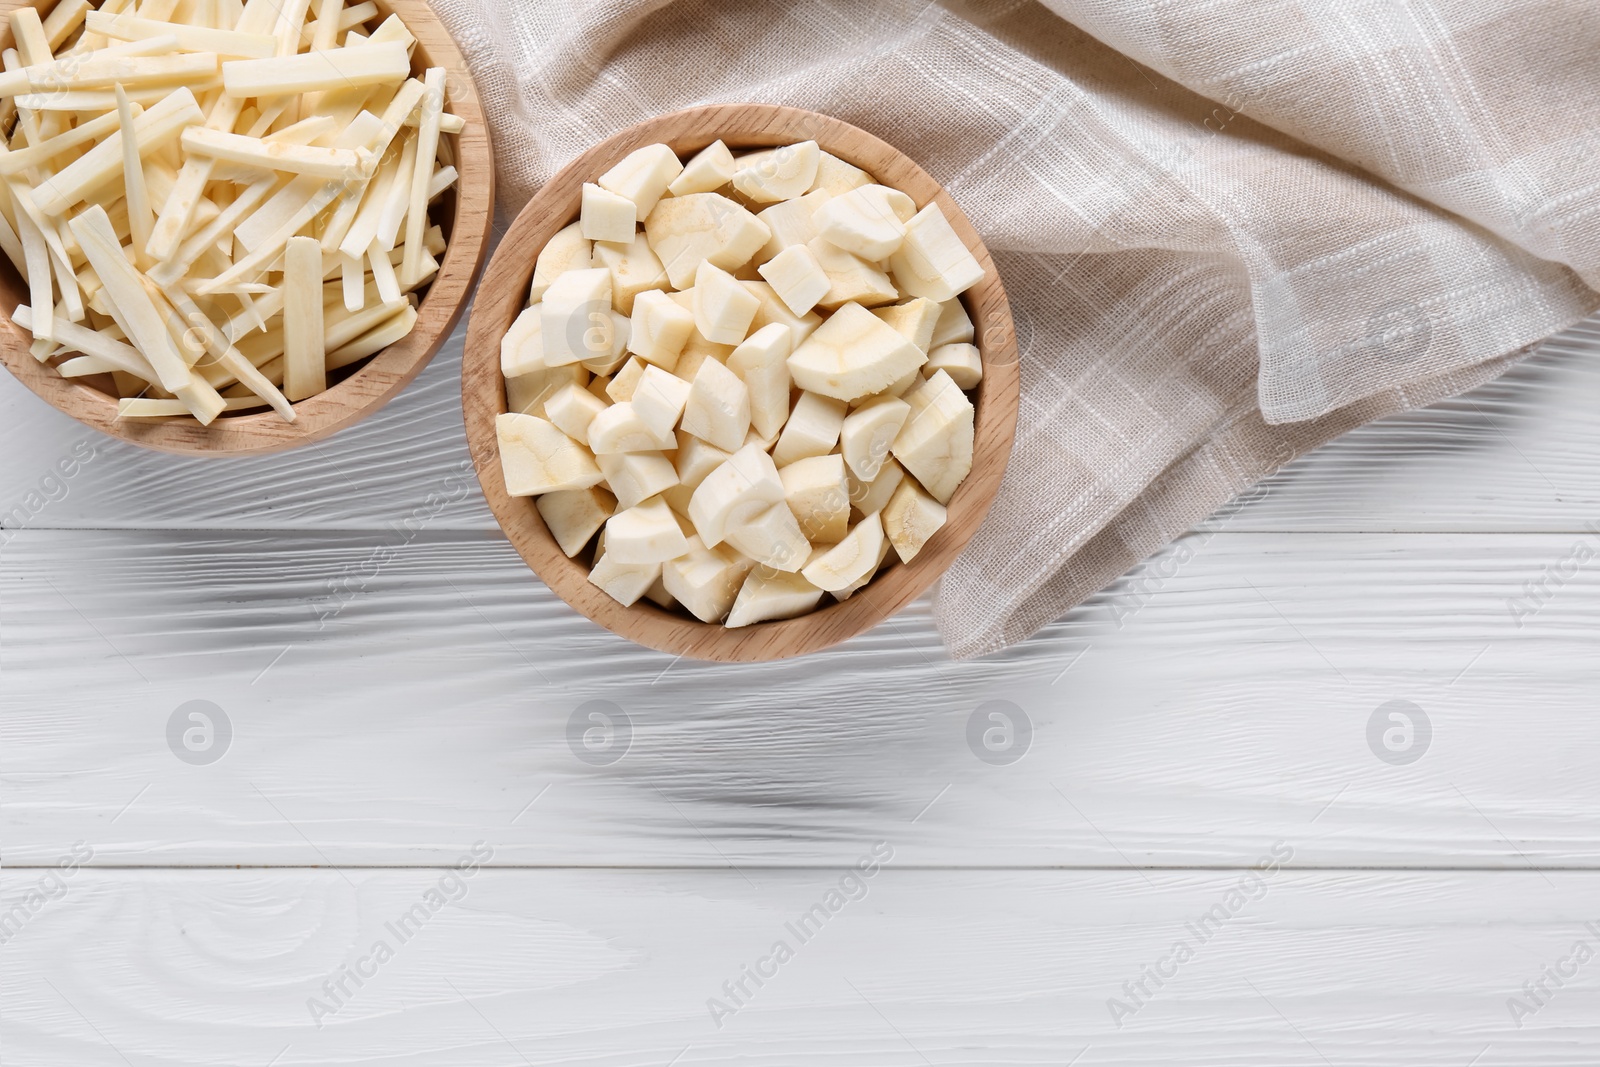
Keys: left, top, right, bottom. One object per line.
{"left": 433, "top": 0, "right": 1600, "bottom": 657}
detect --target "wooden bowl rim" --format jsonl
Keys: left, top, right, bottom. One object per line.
{"left": 463, "top": 103, "right": 1020, "bottom": 662}
{"left": 0, "top": 0, "right": 495, "bottom": 456}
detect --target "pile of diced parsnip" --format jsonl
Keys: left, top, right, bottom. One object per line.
{"left": 0, "top": 0, "right": 460, "bottom": 424}
{"left": 498, "top": 138, "right": 984, "bottom": 628}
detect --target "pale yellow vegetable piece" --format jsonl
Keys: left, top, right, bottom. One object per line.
{"left": 543, "top": 382, "right": 607, "bottom": 442}
{"left": 87, "top": 11, "right": 277, "bottom": 57}
{"left": 848, "top": 456, "right": 904, "bottom": 518}
{"left": 625, "top": 287, "right": 694, "bottom": 370}
{"left": 181, "top": 125, "right": 372, "bottom": 178}
{"left": 930, "top": 296, "right": 975, "bottom": 347}
{"left": 924, "top": 341, "right": 983, "bottom": 389}
{"left": 661, "top": 535, "right": 753, "bottom": 623}
{"left": 809, "top": 150, "right": 872, "bottom": 197}
{"left": 592, "top": 232, "right": 668, "bottom": 317}
{"left": 771, "top": 389, "right": 846, "bottom": 468}
{"left": 690, "top": 259, "right": 758, "bottom": 346}
{"left": 806, "top": 235, "right": 898, "bottom": 309}
{"left": 666, "top": 139, "right": 734, "bottom": 197}
{"left": 725, "top": 322, "right": 792, "bottom": 440}
{"left": 725, "top": 570, "right": 824, "bottom": 628}
{"left": 400, "top": 67, "right": 446, "bottom": 287}
{"left": 887, "top": 201, "right": 985, "bottom": 303}
{"left": 882, "top": 477, "right": 947, "bottom": 563}
{"left": 787, "top": 301, "right": 926, "bottom": 403}
{"left": 529, "top": 222, "right": 592, "bottom": 303}
{"left": 536, "top": 485, "right": 616, "bottom": 558}
{"left": 873, "top": 297, "right": 941, "bottom": 353}
{"left": 630, "top": 364, "right": 691, "bottom": 439}
{"left": 802, "top": 512, "right": 886, "bottom": 593}
{"left": 680, "top": 355, "right": 750, "bottom": 453}
{"left": 725, "top": 500, "right": 809, "bottom": 572}
{"left": 812, "top": 184, "right": 915, "bottom": 261}
{"left": 840, "top": 393, "right": 911, "bottom": 482}
{"left": 497, "top": 412, "right": 604, "bottom": 496}
{"left": 598, "top": 142, "right": 682, "bottom": 222}
{"left": 221, "top": 40, "right": 410, "bottom": 97}
{"left": 891, "top": 370, "right": 974, "bottom": 505}
{"left": 587, "top": 401, "right": 675, "bottom": 455}
{"left": 779, "top": 453, "right": 850, "bottom": 544}
{"left": 588, "top": 550, "right": 661, "bottom": 608}
{"left": 580, "top": 181, "right": 636, "bottom": 244}
{"left": 644, "top": 191, "right": 770, "bottom": 289}
{"left": 687, "top": 442, "right": 785, "bottom": 548}
{"left": 605, "top": 497, "right": 691, "bottom": 565}
{"left": 596, "top": 450, "right": 677, "bottom": 510}
{"left": 281, "top": 236, "right": 326, "bottom": 402}
{"left": 731, "top": 140, "right": 818, "bottom": 203}
{"left": 756, "top": 243, "right": 829, "bottom": 317}
{"left": 754, "top": 189, "right": 829, "bottom": 262}
{"left": 541, "top": 267, "right": 613, "bottom": 366}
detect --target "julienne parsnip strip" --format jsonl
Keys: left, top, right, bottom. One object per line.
{"left": 0, "top": 0, "right": 462, "bottom": 425}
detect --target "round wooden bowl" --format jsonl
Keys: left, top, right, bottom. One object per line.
{"left": 0, "top": 0, "right": 494, "bottom": 455}
{"left": 463, "top": 104, "right": 1020, "bottom": 662}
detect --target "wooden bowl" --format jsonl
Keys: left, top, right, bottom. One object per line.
{"left": 463, "top": 104, "right": 1020, "bottom": 662}
{"left": 0, "top": 0, "right": 494, "bottom": 456}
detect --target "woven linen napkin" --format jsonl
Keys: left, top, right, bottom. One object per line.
{"left": 433, "top": 0, "right": 1600, "bottom": 657}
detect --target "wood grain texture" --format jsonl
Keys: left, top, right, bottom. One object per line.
{"left": 6, "top": 527, "right": 1597, "bottom": 868}
{"left": 0, "top": 0, "right": 495, "bottom": 456}
{"left": 4, "top": 868, "right": 1597, "bottom": 1065}
{"left": 460, "top": 104, "right": 1020, "bottom": 662}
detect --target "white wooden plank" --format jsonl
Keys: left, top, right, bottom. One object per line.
{"left": 2, "top": 868, "right": 1595, "bottom": 1065}
{"left": 2, "top": 313, "right": 1599, "bottom": 534}
{"left": 5, "top": 528, "right": 1597, "bottom": 867}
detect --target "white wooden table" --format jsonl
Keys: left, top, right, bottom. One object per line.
{"left": 4, "top": 308, "right": 1599, "bottom": 1066}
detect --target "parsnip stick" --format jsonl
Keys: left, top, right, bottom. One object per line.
{"left": 221, "top": 40, "right": 409, "bottom": 98}
{"left": 14, "top": 303, "right": 157, "bottom": 379}
{"left": 281, "top": 235, "right": 325, "bottom": 400}
{"left": 181, "top": 125, "right": 372, "bottom": 179}
{"left": 400, "top": 67, "right": 443, "bottom": 286}
{"left": 87, "top": 11, "right": 276, "bottom": 58}
{"left": 0, "top": 108, "right": 134, "bottom": 176}
{"left": 35, "top": 86, "right": 202, "bottom": 216}
{"left": 115, "top": 85, "right": 156, "bottom": 269}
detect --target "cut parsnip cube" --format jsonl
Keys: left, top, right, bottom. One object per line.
{"left": 598, "top": 143, "right": 682, "bottom": 222}
{"left": 813, "top": 184, "right": 915, "bottom": 261}
{"left": 529, "top": 222, "right": 592, "bottom": 302}
{"left": 873, "top": 297, "right": 941, "bottom": 353}
{"left": 626, "top": 288, "right": 695, "bottom": 369}
{"left": 544, "top": 382, "right": 607, "bottom": 442}
{"left": 725, "top": 322, "right": 792, "bottom": 440}
{"left": 662, "top": 535, "right": 753, "bottom": 623}
{"left": 741, "top": 280, "right": 821, "bottom": 346}
{"left": 644, "top": 192, "right": 770, "bottom": 289}
{"left": 644, "top": 574, "right": 676, "bottom": 609}
{"left": 671, "top": 335, "right": 735, "bottom": 384}
{"left": 496, "top": 412, "right": 604, "bottom": 496}
{"left": 754, "top": 189, "right": 829, "bottom": 261}
{"left": 680, "top": 356, "right": 751, "bottom": 453}
{"left": 891, "top": 370, "right": 974, "bottom": 504}
{"left": 786, "top": 301, "right": 926, "bottom": 403}
{"left": 931, "top": 296, "right": 974, "bottom": 347}
{"left": 840, "top": 393, "right": 911, "bottom": 482}
{"left": 801, "top": 512, "right": 885, "bottom": 593}
{"left": 630, "top": 364, "right": 692, "bottom": 439}
{"left": 691, "top": 259, "right": 759, "bottom": 345}
{"left": 541, "top": 267, "right": 614, "bottom": 366}
{"left": 667, "top": 139, "right": 735, "bottom": 196}
{"left": 596, "top": 450, "right": 677, "bottom": 510}
{"left": 779, "top": 453, "right": 850, "bottom": 544}
{"left": 506, "top": 363, "right": 587, "bottom": 417}
{"left": 580, "top": 181, "right": 637, "bottom": 244}
{"left": 925, "top": 341, "right": 983, "bottom": 389}
{"left": 281, "top": 236, "right": 326, "bottom": 402}
{"left": 756, "top": 243, "right": 829, "bottom": 317}
{"left": 589, "top": 550, "right": 661, "bottom": 607}
{"left": 499, "top": 305, "right": 544, "bottom": 377}
{"left": 771, "top": 390, "right": 846, "bottom": 468}
{"left": 221, "top": 40, "right": 410, "bottom": 97}
{"left": 687, "top": 442, "right": 785, "bottom": 548}
{"left": 887, "top": 202, "right": 984, "bottom": 303}
{"left": 537, "top": 485, "right": 615, "bottom": 557}
{"left": 726, "top": 570, "right": 823, "bottom": 628}
{"left": 809, "top": 150, "right": 872, "bottom": 197}
{"left": 587, "top": 401, "right": 675, "bottom": 454}
{"left": 832, "top": 535, "right": 891, "bottom": 602}
{"left": 848, "top": 457, "right": 905, "bottom": 518}
{"left": 592, "top": 232, "right": 668, "bottom": 316}
{"left": 605, "top": 356, "right": 648, "bottom": 403}
{"left": 882, "top": 477, "right": 947, "bottom": 562}
{"left": 578, "top": 310, "right": 631, "bottom": 375}
{"left": 731, "top": 140, "right": 818, "bottom": 203}
{"left": 605, "top": 497, "right": 691, "bottom": 565}
{"left": 725, "top": 500, "right": 809, "bottom": 572}
{"left": 806, "top": 236, "right": 898, "bottom": 309}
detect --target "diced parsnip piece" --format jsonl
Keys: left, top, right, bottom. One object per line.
{"left": 887, "top": 202, "right": 985, "bottom": 303}
{"left": 181, "top": 126, "right": 372, "bottom": 178}
{"left": 604, "top": 356, "right": 647, "bottom": 403}
{"left": 724, "top": 499, "right": 809, "bottom": 572}
{"left": 724, "top": 322, "right": 791, "bottom": 440}
{"left": 496, "top": 412, "right": 604, "bottom": 496}
{"left": 86, "top": 11, "right": 277, "bottom": 57}
{"left": 544, "top": 382, "right": 607, "bottom": 442}
{"left": 681, "top": 356, "right": 750, "bottom": 453}
{"left": 596, "top": 451, "right": 677, "bottom": 511}
{"left": 756, "top": 243, "right": 828, "bottom": 317}
{"left": 687, "top": 442, "right": 785, "bottom": 548}
{"left": 625, "top": 288, "right": 694, "bottom": 370}
{"left": 580, "top": 181, "right": 636, "bottom": 244}
{"left": 400, "top": 67, "right": 445, "bottom": 287}
{"left": 806, "top": 235, "right": 898, "bottom": 309}
{"left": 630, "top": 364, "right": 691, "bottom": 439}
{"left": 882, "top": 477, "right": 947, "bottom": 563}
{"left": 667, "top": 139, "right": 734, "bottom": 197}
{"left": 541, "top": 267, "right": 613, "bottom": 366}
{"left": 754, "top": 189, "right": 829, "bottom": 261}
{"left": 726, "top": 569, "right": 824, "bottom": 628}
{"left": 588, "top": 549, "right": 661, "bottom": 608}
{"left": 529, "top": 222, "right": 591, "bottom": 303}
{"left": 221, "top": 40, "right": 410, "bottom": 97}
{"left": 743, "top": 279, "right": 822, "bottom": 346}
{"left": 605, "top": 497, "right": 690, "bottom": 565}
{"left": 592, "top": 232, "right": 667, "bottom": 316}
{"left": 786, "top": 301, "right": 926, "bottom": 402}
{"left": 809, "top": 150, "right": 872, "bottom": 197}
{"left": 930, "top": 296, "right": 975, "bottom": 347}
{"left": 506, "top": 362, "right": 587, "bottom": 418}
{"left": 780, "top": 453, "right": 851, "bottom": 544}
{"left": 924, "top": 341, "right": 982, "bottom": 389}
{"left": 35, "top": 87, "right": 202, "bottom": 216}
{"left": 772, "top": 390, "right": 846, "bottom": 468}
{"left": 873, "top": 297, "right": 941, "bottom": 353}
{"left": 731, "top": 140, "right": 818, "bottom": 203}
{"left": 598, "top": 143, "right": 682, "bottom": 222}
{"left": 281, "top": 236, "right": 326, "bottom": 401}
{"left": 644, "top": 192, "right": 770, "bottom": 289}
{"left": 690, "top": 259, "right": 759, "bottom": 346}
{"left": 500, "top": 305, "right": 544, "bottom": 378}
{"left": 537, "top": 485, "right": 615, "bottom": 558}
{"left": 587, "top": 401, "right": 674, "bottom": 454}
{"left": 662, "top": 535, "right": 753, "bottom": 623}
{"left": 802, "top": 512, "right": 886, "bottom": 593}
{"left": 840, "top": 393, "right": 911, "bottom": 482}
{"left": 891, "top": 370, "right": 974, "bottom": 505}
